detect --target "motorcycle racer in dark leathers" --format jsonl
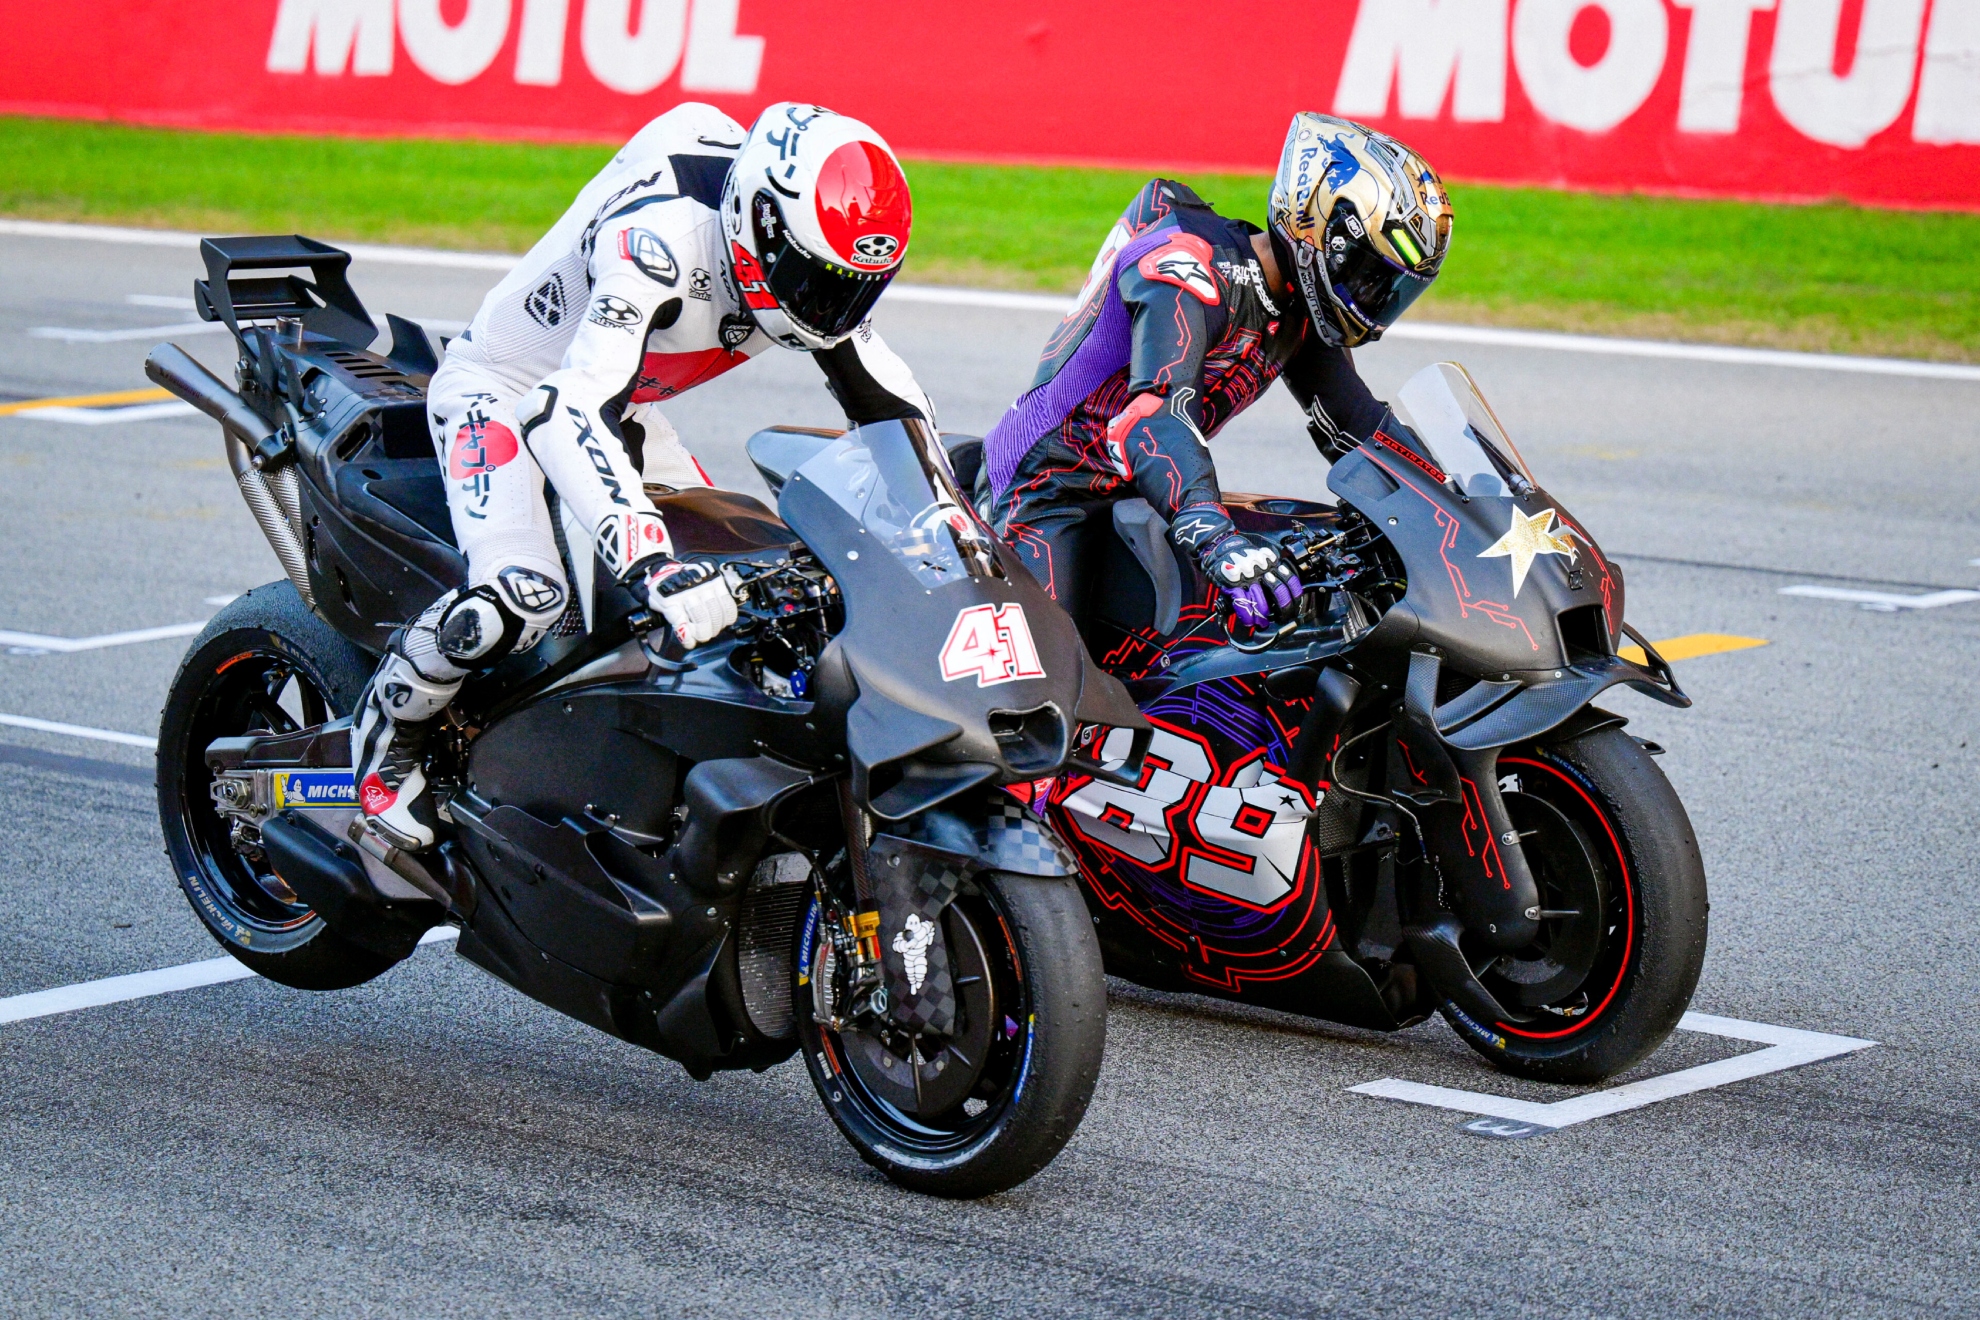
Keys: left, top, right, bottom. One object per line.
{"left": 981, "top": 113, "right": 1452, "bottom": 629}
{"left": 353, "top": 101, "right": 933, "bottom": 852}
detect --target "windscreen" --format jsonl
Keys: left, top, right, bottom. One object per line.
{"left": 1393, "top": 362, "right": 1536, "bottom": 498}
{"left": 793, "top": 419, "right": 998, "bottom": 588}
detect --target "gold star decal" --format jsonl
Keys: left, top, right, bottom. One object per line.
{"left": 1478, "top": 507, "right": 1577, "bottom": 598}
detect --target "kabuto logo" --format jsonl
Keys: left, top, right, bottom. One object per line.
{"left": 586, "top": 294, "right": 642, "bottom": 331}
{"left": 619, "top": 227, "right": 678, "bottom": 285}
{"left": 850, "top": 232, "right": 899, "bottom": 265}
{"left": 688, "top": 267, "right": 713, "bottom": 301}
{"left": 497, "top": 565, "right": 565, "bottom": 615}
{"left": 524, "top": 274, "right": 566, "bottom": 328}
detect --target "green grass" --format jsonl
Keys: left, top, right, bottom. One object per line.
{"left": 6, "top": 116, "right": 1975, "bottom": 361}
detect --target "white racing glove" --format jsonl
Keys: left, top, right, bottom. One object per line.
{"left": 644, "top": 557, "right": 738, "bottom": 648}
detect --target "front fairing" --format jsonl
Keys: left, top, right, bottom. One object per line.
{"left": 1328, "top": 360, "right": 1627, "bottom": 677}
{"left": 1326, "top": 363, "right": 1685, "bottom": 747}
{"left": 774, "top": 420, "right": 1145, "bottom": 817}
{"left": 1329, "top": 437, "right": 1620, "bottom": 676}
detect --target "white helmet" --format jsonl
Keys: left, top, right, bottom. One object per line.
{"left": 721, "top": 103, "right": 913, "bottom": 351}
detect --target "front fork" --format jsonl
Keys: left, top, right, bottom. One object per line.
{"left": 1382, "top": 653, "right": 1549, "bottom": 1027}
{"left": 812, "top": 782, "right": 888, "bottom": 1030}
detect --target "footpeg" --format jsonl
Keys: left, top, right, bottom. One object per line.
{"left": 348, "top": 816, "right": 453, "bottom": 910}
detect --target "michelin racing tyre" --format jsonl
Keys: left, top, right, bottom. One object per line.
{"left": 157, "top": 581, "right": 398, "bottom": 990}
{"left": 1441, "top": 725, "right": 1708, "bottom": 1083}
{"left": 798, "top": 870, "right": 1106, "bottom": 1198}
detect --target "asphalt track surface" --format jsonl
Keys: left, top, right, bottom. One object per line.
{"left": 1, "top": 227, "right": 1977, "bottom": 1317}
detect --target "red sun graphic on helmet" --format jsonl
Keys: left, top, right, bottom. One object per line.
{"left": 722, "top": 103, "right": 915, "bottom": 351}
{"left": 815, "top": 140, "right": 912, "bottom": 272}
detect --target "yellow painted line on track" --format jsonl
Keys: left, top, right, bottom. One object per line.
{"left": 1620, "top": 633, "right": 1770, "bottom": 664}
{"left": 0, "top": 388, "right": 172, "bottom": 416}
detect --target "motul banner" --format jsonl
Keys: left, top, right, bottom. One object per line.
{"left": 4, "top": 0, "right": 1976, "bottom": 209}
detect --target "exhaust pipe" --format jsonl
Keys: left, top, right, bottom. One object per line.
{"left": 145, "top": 345, "right": 315, "bottom": 608}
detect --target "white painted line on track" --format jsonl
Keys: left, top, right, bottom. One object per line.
{"left": 16, "top": 401, "right": 199, "bottom": 424}
{"left": 1351, "top": 1011, "right": 1874, "bottom": 1134}
{"left": 30, "top": 320, "right": 225, "bottom": 344}
{"left": 0, "top": 621, "right": 205, "bottom": 653}
{"left": 1381, "top": 322, "right": 1980, "bottom": 383}
{"left": 1779, "top": 584, "right": 1980, "bottom": 611}
{"left": 881, "top": 284, "right": 1980, "bottom": 383}
{"left": 5, "top": 219, "right": 1976, "bottom": 384}
{"left": 26, "top": 316, "right": 464, "bottom": 346}
{"left": 0, "top": 927, "right": 459, "bottom": 1028}
{"left": 0, "top": 219, "right": 517, "bottom": 272}
{"left": 885, "top": 284, "right": 1072, "bottom": 314}
{"left": 0, "top": 713, "right": 157, "bottom": 749}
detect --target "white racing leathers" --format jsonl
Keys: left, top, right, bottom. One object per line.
{"left": 354, "top": 102, "right": 933, "bottom": 850}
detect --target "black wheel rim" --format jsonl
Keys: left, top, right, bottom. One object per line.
{"left": 174, "top": 645, "right": 334, "bottom": 951}
{"left": 800, "top": 884, "right": 1035, "bottom": 1161}
{"left": 1481, "top": 753, "right": 1637, "bottom": 1040}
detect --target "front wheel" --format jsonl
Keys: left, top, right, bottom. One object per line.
{"left": 797, "top": 871, "right": 1106, "bottom": 1198}
{"left": 1440, "top": 725, "right": 1708, "bottom": 1083}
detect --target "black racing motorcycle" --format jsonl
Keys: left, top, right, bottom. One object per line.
{"left": 146, "top": 235, "right": 1152, "bottom": 1196}
{"left": 949, "top": 363, "right": 1708, "bottom": 1083}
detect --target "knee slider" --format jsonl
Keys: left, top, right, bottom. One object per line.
{"left": 438, "top": 565, "right": 567, "bottom": 663}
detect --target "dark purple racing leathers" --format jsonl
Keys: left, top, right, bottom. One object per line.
{"left": 982, "top": 180, "right": 1384, "bottom": 615}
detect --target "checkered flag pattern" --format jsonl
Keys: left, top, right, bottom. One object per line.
{"left": 983, "top": 800, "right": 1076, "bottom": 876}
{"left": 870, "top": 843, "right": 964, "bottom": 1038}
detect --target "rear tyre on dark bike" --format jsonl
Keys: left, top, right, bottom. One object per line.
{"left": 1441, "top": 724, "right": 1708, "bottom": 1084}
{"left": 156, "top": 581, "right": 399, "bottom": 991}
{"left": 797, "top": 870, "right": 1106, "bottom": 1198}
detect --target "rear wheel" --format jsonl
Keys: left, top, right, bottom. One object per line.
{"left": 1441, "top": 725, "right": 1708, "bottom": 1083}
{"left": 157, "top": 581, "right": 398, "bottom": 990}
{"left": 798, "top": 871, "right": 1106, "bottom": 1198}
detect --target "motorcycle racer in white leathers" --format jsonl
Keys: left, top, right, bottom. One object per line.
{"left": 354, "top": 101, "right": 933, "bottom": 851}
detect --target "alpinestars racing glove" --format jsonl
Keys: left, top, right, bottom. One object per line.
{"left": 644, "top": 557, "right": 738, "bottom": 647}
{"left": 1199, "top": 531, "right": 1302, "bottom": 629}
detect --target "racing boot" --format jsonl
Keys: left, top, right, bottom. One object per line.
{"left": 353, "top": 580, "right": 553, "bottom": 850}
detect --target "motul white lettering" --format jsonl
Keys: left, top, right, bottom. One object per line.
{"left": 265, "top": 0, "right": 394, "bottom": 76}
{"left": 1769, "top": 0, "right": 1928, "bottom": 148}
{"left": 1334, "top": 0, "right": 1509, "bottom": 122}
{"left": 400, "top": 0, "right": 512, "bottom": 85}
{"left": 582, "top": 0, "right": 689, "bottom": 94}
{"left": 682, "top": 0, "right": 765, "bottom": 93}
{"left": 1673, "top": 0, "right": 1777, "bottom": 133}
{"left": 514, "top": 0, "right": 570, "bottom": 86}
{"left": 1512, "top": 0, "right": 1669, "bottom": 132}
{"left": 1915, "top": 0, "right": 1980, "bottom": 145}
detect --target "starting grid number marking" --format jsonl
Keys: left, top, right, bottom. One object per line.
{"left": 1351, "top": 1011, "right": 1875, "bottom": 1138}
{"left": 0, "top": 928, "right": 460, "bottom": 1028}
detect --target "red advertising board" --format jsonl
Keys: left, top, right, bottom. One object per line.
{"left": 4, "top": 0, "right": 1977, "bottom": 209}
